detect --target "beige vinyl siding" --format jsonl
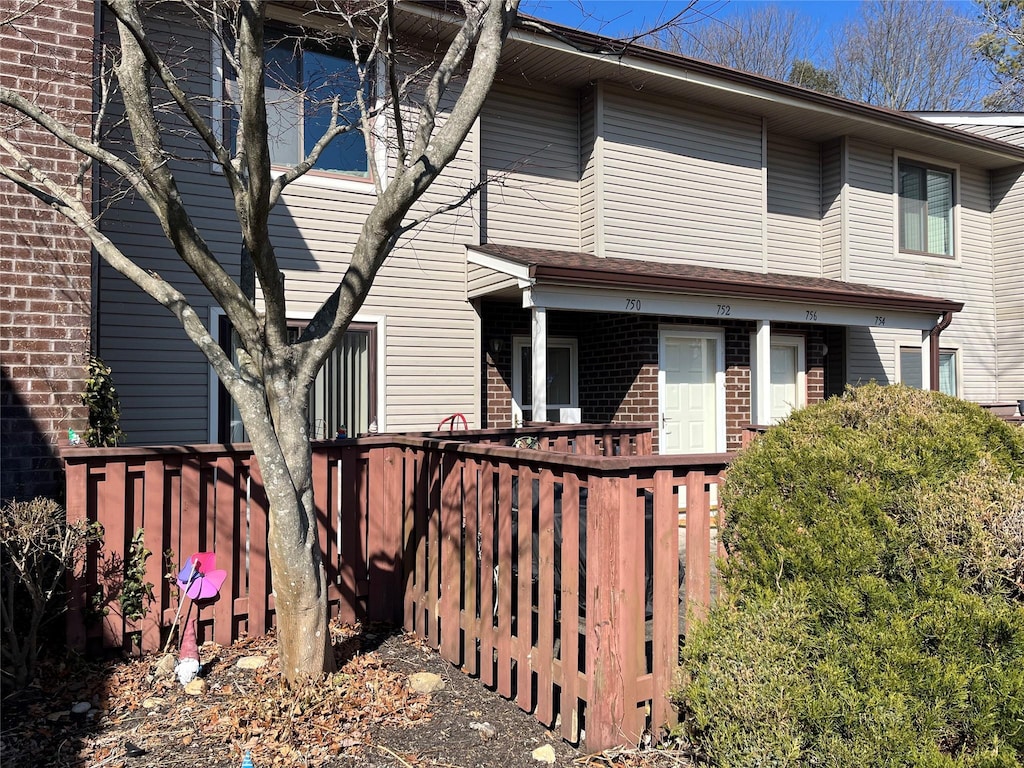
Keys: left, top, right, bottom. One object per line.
{"left": 766, "top": 134, "right": 822, "bottom": 276}
{"left": 467, "top": 263, "right": 518, "bottom": 298}
{"left": 236, "top": 65, "right": 488, "bottom": 433}
{"left": 371, "top": 95, "right": 481, "bottom": 431}
{"left": 480, "top": 84, "right": 579, "bottom": 250}
{"left": 598, "top": 88, "right": 764, "bottom": 269}
{"left": 847, "top": 326, "right": 896, "bottom": 386}
{"left": 820, "top": 139, "right": 844, "bottom": 279}
{"left": 579, "top": 87, "right": 598, "bottom": 253}
{"left": 993, "top": 165, "right": 1024, "bottom": 399}
{"left": 842, "top": 140, "right": 999, "bottom": 401}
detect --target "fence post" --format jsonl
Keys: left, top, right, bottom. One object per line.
{"left": 585, "top": 473, "right": 645, "bottom": 752}
{"left": 685, "top": 471, "right": 711, "bottom": 624}
{"left": 65, "top": 457, "right": 89, "bottom": 651}
{"left": 140, "top": 458, "right": 166, "bottom": 653}
{"left": 368, "top": 445, "right": 404, "bottom": 624}
{"left": 650, "top": 469, "right": 681, "bottom": 735}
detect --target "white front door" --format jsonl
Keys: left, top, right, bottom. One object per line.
{"left": 769, "top": 336, "right": 806, "bottom": 423}
{"left": 770, "top": 343, "right": 797, "bottom": 421}
{"left": 660, "top": 330, "right": 724, "bottom": 454}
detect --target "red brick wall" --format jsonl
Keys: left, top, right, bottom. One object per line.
{"left": 1, "top": 0, "right": 95, "bottom": 501}
{"left": 481, "top": 302, "right": 829, "bottom": 453}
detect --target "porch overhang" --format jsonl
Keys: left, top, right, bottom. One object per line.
{"left": 467, "top": 244, "right": 963, "bottom": 332}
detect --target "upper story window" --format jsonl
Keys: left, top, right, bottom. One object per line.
{"left": 898, "top": 160, "right": 954, "bottom": 257}
{"left": 262, "top": 31, "right": 369, "bottom": 177}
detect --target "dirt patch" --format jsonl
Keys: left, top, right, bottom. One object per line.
{"left": 1, "top": 621, "right": 694, "bottom": 767}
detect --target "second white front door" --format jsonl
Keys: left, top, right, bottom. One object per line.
{"left": 660, "top": 329, "right": 725, "bottom": 454}
{"left": 769, "top": 336, "right": 806, "bottom": 423}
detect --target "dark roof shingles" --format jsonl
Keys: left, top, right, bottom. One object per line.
{"left": 472, "top": 243, "right": 964, "bottom": 313}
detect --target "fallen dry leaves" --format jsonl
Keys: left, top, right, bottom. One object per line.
{"left": 2, "top": 620, "right": 696, "bottom": 768}
{"left": 2, "top": 621, "right": 433, "bottom": 767}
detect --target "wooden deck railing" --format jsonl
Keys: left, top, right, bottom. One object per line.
{"left": 63, "top": 424, "right": 731, "bottom": 752}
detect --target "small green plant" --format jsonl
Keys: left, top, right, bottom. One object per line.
{"left": 0, "top": 498, "right": 103, "bottom": 690}
{"left": 120, "top": 528, "right": 155, "bottom": 623}
{"left": 676, "top": 385, "right": 1024, "bottom": 767}
{"left": 81, "top": 355, "right": 125, "bottom": 447}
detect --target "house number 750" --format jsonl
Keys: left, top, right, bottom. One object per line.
{"left": 625, "top": 298, "right": 642, "bottom": 311}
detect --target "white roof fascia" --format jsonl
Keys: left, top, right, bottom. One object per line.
{"left": 911, "top": 113, "right": 1024, "bottom": 127}
{"left": 466, "top": 246, "right": 534, "bottom": 288}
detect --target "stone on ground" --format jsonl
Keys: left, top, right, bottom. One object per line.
{"left": 531, "top": 744, "right": 557, "bottom": 763}
{"left": 236, "top": 655, "right": 269, "bottom": 670}
{"left": 408, "top": 672, "right": 445, "bottom": 693}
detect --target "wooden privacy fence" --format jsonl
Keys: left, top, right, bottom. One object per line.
{"left": 63, "top": 423, "right": 733, "bottom": 752}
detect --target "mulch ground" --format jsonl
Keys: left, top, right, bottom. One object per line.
{"left": 1, "top": 620, "right": 696, "bottom": 768}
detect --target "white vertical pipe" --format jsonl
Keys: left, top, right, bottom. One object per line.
{"left": 532, "top": 306, "right": 547, "bottom": 423}
{"left": 921, "top": 331, "right": 932, "bottom": 391}
{"left": 755, "top": 320, "right": 772, "bottom": 424}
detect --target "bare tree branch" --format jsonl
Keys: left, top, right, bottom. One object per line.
{"left": 103, "top": 0, "right": 239, "bottom": 185}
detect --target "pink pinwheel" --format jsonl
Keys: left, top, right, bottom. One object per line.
{"left": 176, "top": 552, "right": 227, "bottom": 601}
{"left": 161, "top": 551, "right": 227, "bottom": 654}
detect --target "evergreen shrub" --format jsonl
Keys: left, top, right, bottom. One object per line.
{"left": 675, "top": 384, "right": 1024, "bottom": 767}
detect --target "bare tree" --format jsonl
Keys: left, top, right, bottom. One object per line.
{"left": 0, "top": 0, "right": 521, "bottom": 683}
{"left": 974, "top": 0, "right": 1024, "bottom": 109}
{"left": 832, "top": 0, "right": 985, "bottom": 110}
{"left": 648, "top": 3, "right": 820, "bottom": 81}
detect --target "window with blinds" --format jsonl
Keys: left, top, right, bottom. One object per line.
{"left": 898, "top": 160, "right": 954, "bottom": 257}
{"left": 218, "top": 319, "right": 376, "bottom": 442}
{"left": 899, "top": 347, "right": 958, "bottom": 396}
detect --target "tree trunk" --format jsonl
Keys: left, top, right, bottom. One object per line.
{"left": 245, "top": 387, "right": 334, "bottom": 684}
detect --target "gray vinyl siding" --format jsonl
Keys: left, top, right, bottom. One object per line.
{"left": 993, "top": 165, "right": 1024, "bottom": 399}
{"left": 598, "top": 88, "right": 764, "bottom": 269}
{"left": 579, "top": 87, "right": 598, "bottom": 253}
{"left": 820, "top": 139, "right": 844, "bottom": 279}
{"left": 842, "top": 139, "right": 1000, "bottom": 401}
{"left": 946, "top": 124, "right": 1024, "bottom": 148}
{"left": 98, "top": 11, "right": 488, "bottom": 442}
{"left": 97, "top": 8, "right": 239, "bottom": 445}
{"left": 480, "top": 84, "right": 580, "bottom": 250}
{"left": 766, "top": 134, "right": 821, "bottom": 276}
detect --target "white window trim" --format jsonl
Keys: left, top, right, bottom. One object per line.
{"left": 208, "top": 308, "right": 387, "bottom": 442}
{"left": 511, "top": 336, "right": 578, "bottom": 425}
{"left": 939, "top": 344, "right": 962, "bottom": 398}
{"left": 892, "top": 151, "right": 961, "bottom": 263}
{"left": 657, "top": 325, "right": 727, "bottom": 454}
{"left": 208, "top": 306, "right": 223, "bottom": 443}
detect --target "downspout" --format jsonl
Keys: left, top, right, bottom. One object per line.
{"left": 929, "top": 311, "right": 954, "bottom": 391}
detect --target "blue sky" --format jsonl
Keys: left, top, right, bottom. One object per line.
{"left": 520, "top": 1, "right": 864, "bottom": 37}
{"left": 518, "top": 1, "right": 976, "bottom": 63}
